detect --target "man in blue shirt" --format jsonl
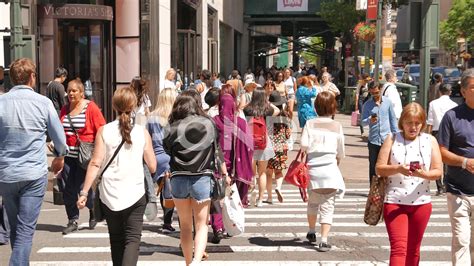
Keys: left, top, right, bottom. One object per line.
{"left": 0, "top": 58, "right": 68, "bottom": 265}
{"left": 437, "top": 68, "right": 474, "bottom": 265}
{"left": 361, "top": 82, "right": 398, "bottom": 183}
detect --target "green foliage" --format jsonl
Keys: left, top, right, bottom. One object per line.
{"left": 300, "top": 37, "right": 324, "bottom": 64}
{"left": 440, "top": 0, "right": 474, "bottom": 52}
{"left": 319, "top": 0, "right": 365, "bottom": 38}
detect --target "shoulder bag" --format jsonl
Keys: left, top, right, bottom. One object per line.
{"left": 212, "top": 139, "right": 227, "bottom": 201}
{"left": 93, "top": 139, "right": 125, "bottom": 222}
{"left": 68, "top": 112, "right": 94, "bottom": 170}
{"left": 284, "top": 150, "right": 309, "bottom": 202}
{"left": 364, "top": 175, "right": 387, "bottom": 226}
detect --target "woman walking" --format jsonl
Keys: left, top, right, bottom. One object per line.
{"left": 147, "top": 88, "right": 178, "bottom": 233}
{"left": 376, "top": 103, "right": 442, "bottom": 265}
{"left": 77, "top": 87, "right": 157, "bottom": 265}
{"left": 266, "top": 91, "right": 290, "bottom": 203}
{"left": 296, "top": 76, "right": 318, "bottom": 128}
{"left": 283, "top": 68, "right": 297, "bottom": 120}
{"left": 243, "top": 88, "right": 279, "bottom": 206}
{"left": 131, "top": 76, "right": 152, "bottom": 125}
{"left": 58, "top": 78, "right": 106, "bottom": 235}
{"left": 164, "top": 95, "right": 229, "bottom": 266}
{"left": 300, "top": 91, "right": 345, "bottom": 252}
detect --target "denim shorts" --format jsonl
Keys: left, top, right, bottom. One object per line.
{"left": 170, "top": 175, "right": 212, "bottom": 202}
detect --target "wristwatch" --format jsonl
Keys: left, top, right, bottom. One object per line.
{"left": 462, "top": 158, "right": 468, "bottom": 169}
{"left": 79, "top": 191, "right": 88, "bottom": 197}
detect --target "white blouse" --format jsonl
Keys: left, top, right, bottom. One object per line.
{"left": 99, "top": 120, "right": 146, "bottom": 211}
{"left": 385, "top": 132, "right": 432, "bottom": 205}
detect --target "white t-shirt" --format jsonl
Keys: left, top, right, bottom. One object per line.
{"left": 427, "top": 95, "right": 458, "bottom": 131}
{"left": 284, "top": 77, "right": 295, "bottom": 95}
{"left": 382, "top": 82, "right": 402, "bottom": 119}
{"left": 385, "top": 132, "right": 432, "bottom": 206}
{"left": 99, "top": 120, "right": 146, "bottom": 211}
{"left": 135, "top": 94, "right": 151, "bottom": 115}
{"left": 200, "top": 84, "right": 210, "bottom": 110}
{"left": 162, "top": 79, "right": 176, "bottom": 90}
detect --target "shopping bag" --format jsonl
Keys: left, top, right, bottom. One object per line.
{"left": 364, "top": 175, "right": 387, "bottom": 226}
{"left": 222, "top": 184, "right": 245, "bottom": 236}
{"left": 351, "top": 111, "right": 360, "bottom": 126}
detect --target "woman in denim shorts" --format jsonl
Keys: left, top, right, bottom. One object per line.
{"left": 164, "top": 94, "right": 228, "bottom": 266}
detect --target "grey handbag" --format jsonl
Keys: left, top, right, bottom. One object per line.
{"left": 67, "top": 113, "right": 94, "bottom": 170}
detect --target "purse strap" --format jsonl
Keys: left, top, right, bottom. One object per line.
{"left": 67, "top": 113, "right": 81, "bottom": 144}
{"left": 97, "top": 139, "right": 126, "bottom": 182}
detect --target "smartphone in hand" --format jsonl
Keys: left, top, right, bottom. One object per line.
{"left": 410, "top": 161, "right": 421, "bottom": 172}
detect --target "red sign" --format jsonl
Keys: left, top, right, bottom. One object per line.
{"left": 366, "top": 0, "right": 378, "bottom": 20}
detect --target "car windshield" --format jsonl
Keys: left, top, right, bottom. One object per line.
{"left": 445, "top": 68, "right": 460, "bottom": 77}
{"left": 409, "top": 66, "right": 420, "bottom": 73}
{"left": 396, "top": 70, "right": 404, "bottom": 76}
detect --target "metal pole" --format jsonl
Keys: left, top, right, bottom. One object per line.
{"left": 10, "top": 0, "right": 24, "bottom": 60}
{"left": 419, "top": 0, "right": 434, "bottom": 109}
{"left": 373, "top": 0, "right": 383, "bottom": 82}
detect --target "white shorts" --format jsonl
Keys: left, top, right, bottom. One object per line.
{"left": 307, "top": 189, "right": 337, "bottom": 224}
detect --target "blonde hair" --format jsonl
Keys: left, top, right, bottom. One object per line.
{"left": 165, "top": 68, "right": 176, "bottom": 81}
{"left": 398, "top": 102, "right": 427, "bottom": 132}
{"left": 151, "top": 88, "right": 177, "bottom": 127}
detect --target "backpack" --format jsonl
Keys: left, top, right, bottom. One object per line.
{"left": 249, "top": 116, "right": 267, "bottom": 150}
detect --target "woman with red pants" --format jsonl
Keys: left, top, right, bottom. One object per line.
{"left": 376, "top": 102, "right": 442, "bottom": 265}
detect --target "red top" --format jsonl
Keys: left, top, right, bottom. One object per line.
{"left": 59, "top": 101, "right": 106, "bottom": 146}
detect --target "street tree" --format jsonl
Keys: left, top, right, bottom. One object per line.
{"left": 440, "top": 0, "right": 474, "bottom": 53}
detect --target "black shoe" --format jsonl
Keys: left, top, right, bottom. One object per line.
{"left": 162, "top": 224, "right": 176, "bottom": 233}
{"left": 211, "top": 230, "right": 224, "bottom": 244}
{"left": 317, "top": 242, "right": 331, "bottom": 252}
{"left": 62, "top": 220, "right": 78, "bottom": 235}
{"left": 89, "top": 210, "right": 97, "bottom": 230}
{"left": 306, "top": 233, "right": 316, "bottom": 243}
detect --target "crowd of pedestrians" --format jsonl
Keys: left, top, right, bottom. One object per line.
{"left": 0, "top": 57, "right": 473, "bottom": 266}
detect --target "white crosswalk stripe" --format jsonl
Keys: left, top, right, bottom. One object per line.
{"left": 31, "top": 185, "right": 453, "bottom": 264}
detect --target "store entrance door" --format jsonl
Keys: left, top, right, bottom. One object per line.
{"left": 177, "top": 29, "right": 197, "bottom": 89}
{"left": 58, "top": 20, "right": 112, "bottom": 118}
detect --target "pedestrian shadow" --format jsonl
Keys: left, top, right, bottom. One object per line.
{"left": 36, "top": 223, "right": 64, "bottom": 233}
{"left": 248, "top": 237, "right": 315, "bottom": 250}
{"left": 139, "top": 241, "right": 234, "bottom": 256}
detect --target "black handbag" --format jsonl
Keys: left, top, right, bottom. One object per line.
{"left": 212, "top": 140, "right": 226, "bottom": 201}
{"left": 93, "top": 139, "right": 125, "bottom": 222}
{"left": 67, "top": 113, "right": 94, "bottom": 170}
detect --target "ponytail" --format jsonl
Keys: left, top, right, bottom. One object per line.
{"left": 118, "top": 112, "right": 133, "bottom": 144}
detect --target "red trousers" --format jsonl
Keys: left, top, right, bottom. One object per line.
{"left": 383, "top": 203, "right": 432, "bottom": 266}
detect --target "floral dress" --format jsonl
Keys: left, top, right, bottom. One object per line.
{"left": 267, "top": 118, "right": 291, "bottom": 170}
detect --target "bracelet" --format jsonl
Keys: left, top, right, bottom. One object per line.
{"left": 79, "top": 191, "right": 88, "bottom": 197}
{"left": 462, "top": 158, "right": 468, "bottom": 169}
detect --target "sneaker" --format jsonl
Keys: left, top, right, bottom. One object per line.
{"left": 162, "top": 224, "right": 176, "bottom": 233}
{"left": 211, "top": 229, "right": 224, "bottom": 244}
{"left": 275, "top": 189, "right": 284, "bottom": 203}
{"left": 306, "top": 233, "right": 316, "bottom": 243}
{"left": 317, "top": 242, "right": 332, "bottom": 252}
{"left": 89, "top": 210, "right": 97, "bottom": 230}
{"left": 62, "top": 220, "right": 78, "bottom": 235}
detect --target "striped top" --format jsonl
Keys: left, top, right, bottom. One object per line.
{"left": 62, "top": 102, "right": 89, "bottom": 158}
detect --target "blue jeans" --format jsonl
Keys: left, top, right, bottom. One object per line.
{"left": 0, "top": 177, "right": 47, "bottom": 266}
{"left": 170, "top": 175, "right": 212, "bottom": 202}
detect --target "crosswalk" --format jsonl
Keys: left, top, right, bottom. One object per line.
{"left": 28, "top": 184, "right": 452, "bottom": 265}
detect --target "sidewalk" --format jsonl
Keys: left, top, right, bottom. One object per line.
{"left": 46, "top": 113, "right": 371, "bottom": 191}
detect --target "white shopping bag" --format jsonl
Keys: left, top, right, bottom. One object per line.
{"left": 222, "top": 184, "right": 245, "bottom": 236}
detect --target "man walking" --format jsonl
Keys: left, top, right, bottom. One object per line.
{"left": 427, "top": 83, "right": 457, "bottom": 195}
{"left": 361, "top": 82, "right": 398, "bottom": 183}
{"left": 381, "top": 69, "right": 403, "bottom": 119}
{"left": 437, "top": 68, "right": 474, "bottom": 265}
{"left": 0, "top": 58, "right": 68, "bottom": 265}
{"left": 46, "top": 67, "right": 68, "bottom": 115}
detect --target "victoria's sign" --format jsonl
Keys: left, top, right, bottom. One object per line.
{"left": 277, "top": 0, "right": 308, "bottom": 12}
{"left": 39, "top": 4, "right": 113, "bottom": 21}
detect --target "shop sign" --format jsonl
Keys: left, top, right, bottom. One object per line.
{"left": 39, "top": 4, "right": 113, "bottom": 21}
{"left": 366, "top": 0, "right": 378, "bottom": 20}
{"left": 356, "top": 0, "right": 367, "bottom": 10}
{"left": 277, "top": 0, "right": 308, "bottom": 12}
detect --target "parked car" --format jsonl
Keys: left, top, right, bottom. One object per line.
{"left": 401, "top": 64, "right": 420, "bottom": 86}
{"left": 444, "top": 67, "right": 462, "bottom": 96}
{"left": 396, "top": 69, "right": 404, "bottom": 82}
